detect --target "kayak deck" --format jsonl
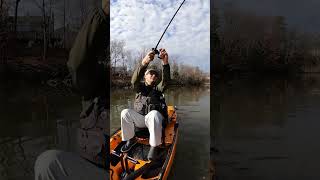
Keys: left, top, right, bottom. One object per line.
{"left": 110, "top": 106, "right": 178, "bottom": 180}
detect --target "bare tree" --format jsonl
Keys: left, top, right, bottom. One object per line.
{"left": 48, "top": 0, "right": 53, "bottom": 47}
{"left": 0, "top": 0, "right": 8, "bottom": 28}
{"left": 1, "top": 0, "right": 3, "bottom": 14}
{"left": 41, "top": 0, "right": 47, "bottom": 60}
{"left": 31, "top": 0, "right": 50, "bottom": 60}
{"left": 171, "top": 59, "right": 179, "bottom": 80}
{"left": 0, "top": 0, "right": 9, "bottom": 70}
{"left": 14, "top": 0, "right": 21, "bottom": 34}
{"left": 125, "top": 50, "right": 136, "bottom": 71}
{"left": 79, "top": 0, "right": 87, "bottom": 24}
{"left": 110, "top": 40, "right": 126, "bottom": 72}
{"left": 63, "top": 0, "right": 65, "bottom": 48}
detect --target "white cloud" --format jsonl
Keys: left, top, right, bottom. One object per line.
{"left": 111, "top": 0, "right": 210, "bottom": 72}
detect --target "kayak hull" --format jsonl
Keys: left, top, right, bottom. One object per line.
{"left": 110, "top": 106, "right": 178, "bottom": 180}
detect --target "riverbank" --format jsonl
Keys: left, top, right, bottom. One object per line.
{"left": 213, "top": 69, "right": 320, "bottom": 82}
{"left": 213, "top": 62, "right": 320, "bottom": 81}
{"left": 0, "top": 57, "right": 68, "bottom": 81}
{"left": 111, "top": 78, "right": 209, "bottom": 89}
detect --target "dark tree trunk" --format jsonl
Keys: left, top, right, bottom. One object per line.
{"left": 42, "top": 0, "right": 47, "bottom": 61}
{"left": 14, "top": 0, "right": 21, "bottom": 34}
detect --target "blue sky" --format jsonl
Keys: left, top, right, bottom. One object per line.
{"left": 111, "top": 0, "right": 210, "bottom": 72}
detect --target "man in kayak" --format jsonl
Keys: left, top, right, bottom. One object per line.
{"left": 34, "top": 0, "right": 109, "bottom": 179}
{"left": 120, "top": 48, "right": 170, "bottom": 160}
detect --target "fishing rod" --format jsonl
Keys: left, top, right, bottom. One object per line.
{"left": 152, "top": 0, "right": 186, "bottom": 58}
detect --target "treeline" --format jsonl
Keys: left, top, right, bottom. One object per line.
{"left": 110, "top": 40, "right": 208, "bottom": 87}
{"left": 170, "top": 61, "right": 208, "bottom": 86}
{"left": 0, "top": 0, "right": 99, "bottom": 61}
{"left": 0, "top": 0, "right": 100, "bottom": 81}
{"left": 212, "top": 6, "right": 320, "bottom": 75}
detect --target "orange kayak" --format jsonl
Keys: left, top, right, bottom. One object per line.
{"left": 110, "top": 106, "right": 178, "bottom": 180}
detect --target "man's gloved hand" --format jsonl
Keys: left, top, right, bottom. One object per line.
{"left": 159, "top": 48, "right": 168, "bottom": 65}
{"left": 142, "top": 51, "right": 156, "bottom": 66}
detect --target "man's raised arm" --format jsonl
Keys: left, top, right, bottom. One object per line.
{"left": 131, "top": 51, "right": 156, "bottom": 89}
{"left": 157, "top": 48, "right": 171, "bottom": 92}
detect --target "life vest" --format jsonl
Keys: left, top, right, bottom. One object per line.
{"left": 78, "top": 97, "right": 108, "bottom": 169}
{"left": 133, "top": 87, "right": 168, "bottom": 121}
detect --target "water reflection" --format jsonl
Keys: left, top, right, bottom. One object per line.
{"left": 0, "top": 80, "right": 80, "bottom": 180}
{"left": 213, "top": 74, "right": 320, "bottom": 180}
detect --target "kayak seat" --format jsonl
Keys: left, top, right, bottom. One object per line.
{"left": 135, "top": 127, "right": 150, "bottom": 139}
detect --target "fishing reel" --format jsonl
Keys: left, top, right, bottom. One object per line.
{"left": 152, "top": 48, "right": 162, "bottom": 59}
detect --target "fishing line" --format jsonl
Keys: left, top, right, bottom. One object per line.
{"left": 152, "top": 0, "right": 186, "bottom": 57}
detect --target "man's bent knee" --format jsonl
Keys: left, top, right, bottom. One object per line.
{"left": 121, "top": 109, "right": 131, "bottom": 118}
{"left": 35, "top": 150, "right": 67, "bottom": 179}
{"left": 147, "top": 110, "right": 162, "bottom": 118}
{"left": 35, "top": 150, "right": 62, "bottom": 170}
{"left": 146, "top": 110, "right": 163, "bottom": 124}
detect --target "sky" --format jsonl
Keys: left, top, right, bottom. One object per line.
{"left": 110, "top": 0, "right": 210, "bottom": 72}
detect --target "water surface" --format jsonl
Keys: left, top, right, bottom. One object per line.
{"left": 213, "top": 74, "right": 320, "bottom": 180}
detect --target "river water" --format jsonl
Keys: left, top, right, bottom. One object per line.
{"left": 0, "top": 80, "right": 210, "bottom": 180}
{"left": 0, "top": 79, "right": 81, "bottom": 180}
{"left": 212, "top": 74, "right": 320, "bottom": 180}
